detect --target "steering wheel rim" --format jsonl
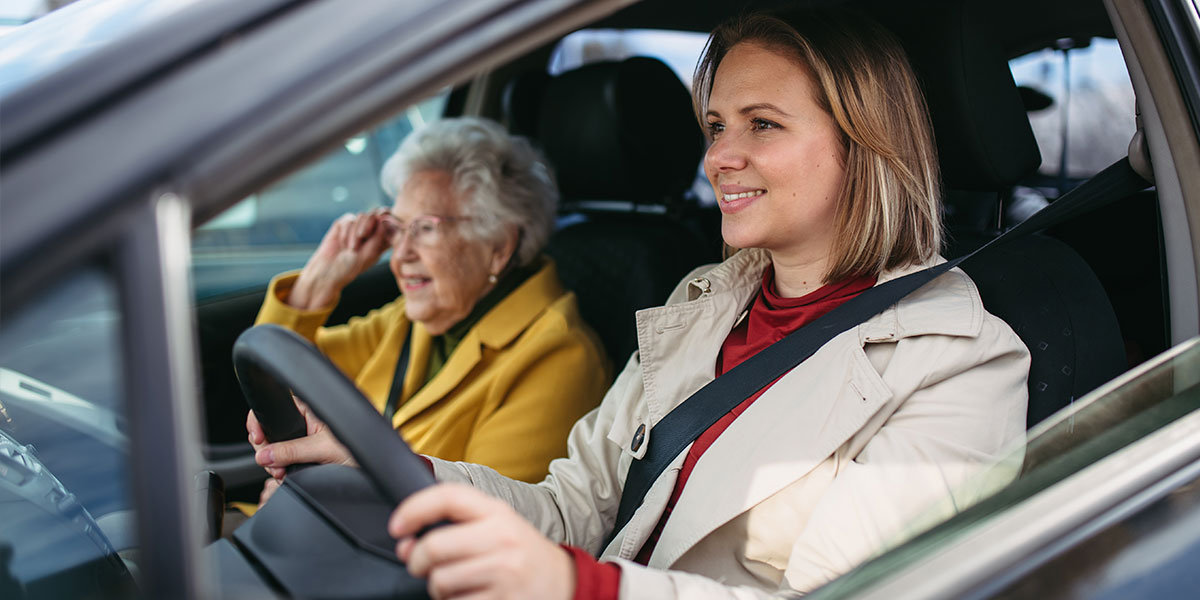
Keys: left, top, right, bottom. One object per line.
{"left": 232, "top": 323, "right": 435, "bottom": 505}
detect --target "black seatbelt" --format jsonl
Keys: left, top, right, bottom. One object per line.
{"left": 606, "top": 159, "right": 1149, "bottom": 546}
{"left": 383, "top": 325, "right": 413, "bottom": 421}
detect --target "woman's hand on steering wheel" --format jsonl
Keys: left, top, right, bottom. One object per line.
{"left": 388, "top": 483, "right": 574, "bottom": 600}
{"left": 246, "top": 394, "right": 357, "bottom": 481}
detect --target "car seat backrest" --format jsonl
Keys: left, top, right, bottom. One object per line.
{"left": 953, "top": 233, "right": 1127, "bottom": 427}
{"left": 503, "top": 56, "right": 714, "bottom": 365}
{"left": 523, "top": 56, "right": 704, "bottom": 206}
{"left": 875, "top": 2, "right": 1127, "bottom": 429}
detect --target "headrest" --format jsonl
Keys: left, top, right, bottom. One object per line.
{"left": 880, "top": 3, "right": 1042, "bottom": 190}
{"left": 505, "top": 56, "right": 705, "bottom": 204}
{"left": 501, "top": 70, "right": 550, "bottom": 140}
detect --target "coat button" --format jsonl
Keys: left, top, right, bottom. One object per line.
{"left": 631, "top": 424, "right": 646, "bottom": 452}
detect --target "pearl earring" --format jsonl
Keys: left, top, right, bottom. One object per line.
{"left": 488, "top": 274, "right": 498, "bottom": 284}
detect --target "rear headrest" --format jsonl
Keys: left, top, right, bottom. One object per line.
{"left": 504, "top": 56, "right": 705, "bottom": 204}
{"left": 881, "top": 3, "right": 1041, "bottom": 190}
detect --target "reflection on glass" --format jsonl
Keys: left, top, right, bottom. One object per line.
{"left": 995, "top": 464, "right": 1200, "bottom": 598}
{"left": 0, "top": 265, "right": 137, "bottom": 598}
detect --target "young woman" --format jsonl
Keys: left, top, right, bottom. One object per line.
{"left": 385, "top": 10, "right": 1030, "bottom": 599}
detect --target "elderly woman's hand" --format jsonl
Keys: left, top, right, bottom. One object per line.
{"left": 246, "top": 395, "right": 356, "bottom": 482}
{"left": 389, "top": 484, "right": 575, "bottom": 600}
{"left": 288, "top": 209, "right": 392, "bottom": 310}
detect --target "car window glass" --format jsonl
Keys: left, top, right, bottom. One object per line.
{"left": 548, "top": 29, "right": 715, "bottom": 205}
{"left": 993, "top": 456, "right": 1200, "bottom": 599}
{"left": 190, "top": 92, "right": 449, "bottom": 300}
{"left": 1010, "top": 38, "right": 1136, "bottom": 196}
{"left": 810, "top": 338, "right": 1200, "bottom": 599}
{"left": 0, "top": 265, "right": 136, "bottom": 597}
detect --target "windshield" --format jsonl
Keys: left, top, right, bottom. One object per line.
{"left": 810, "top": 337, "right": 1200, "bottom": 598}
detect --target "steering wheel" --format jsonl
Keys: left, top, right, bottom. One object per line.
{"left": 232, "top": 323, "right": 435, "bottom": 503}
{"left": 224, "top": 324, "right": 435, "bottom": 599}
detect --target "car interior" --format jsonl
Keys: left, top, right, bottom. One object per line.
{"left": 3, "top": 0, "right": 1194, "bottom": 596}
{"left": 191, "top": 0, "right": 1165, "bottom": 508}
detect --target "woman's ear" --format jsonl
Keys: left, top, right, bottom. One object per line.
{"left": 489, "top": 226, "right": 521, "bottom": 276}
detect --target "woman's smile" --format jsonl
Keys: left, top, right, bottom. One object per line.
{"left": 399, "top": 274, "right": 432, "bottom": 292}
{"left": 717, "top": 185, "right": 767, "bottom": 214}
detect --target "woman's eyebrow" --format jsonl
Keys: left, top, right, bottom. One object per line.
{"left": 707, "top": 102, "right": 794, "bottom": 121}
{"left": 739, "top": 103, "right": 791, "bottom": 118}
{"left": 705, "top": 103, "right": 793, "bottom": 119}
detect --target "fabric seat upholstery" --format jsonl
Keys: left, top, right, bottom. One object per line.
{"left": 951, "top": 233, "right": 1126, "bottom": 427}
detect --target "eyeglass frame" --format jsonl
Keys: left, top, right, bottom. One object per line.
{"left": 379, "top": 213, "right": 473, "bottom": 249}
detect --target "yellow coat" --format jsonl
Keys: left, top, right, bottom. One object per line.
{"left": 255, "top": 258, "right": 611, "bottom": 483}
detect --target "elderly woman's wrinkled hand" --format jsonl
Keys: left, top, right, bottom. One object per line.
{"left": 389, "top": 484, "right": 574, "bottom": 600}
{"left": 246, "top": 395, "right": 356, "bottom": 482}
{"left": 289, "top": 209, "right": 393, "bottom": 310}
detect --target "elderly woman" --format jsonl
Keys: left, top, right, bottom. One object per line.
{"left": 384, "top": 10, "right": 1030, "bottom": 600}
{"left": 248, "top": 116, "right": 610, "bottom": 485}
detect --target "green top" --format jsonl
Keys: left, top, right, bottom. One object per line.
{"left": 422, "top": 262, "right": 539, "bottom": 386}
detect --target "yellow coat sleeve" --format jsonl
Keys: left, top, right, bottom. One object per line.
{"left": 254, "top": 271, "right": 404, "bottom": 381}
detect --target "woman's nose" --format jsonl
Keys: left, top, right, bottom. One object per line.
{"left": 704, "top": 131, "right": 748, "bottom": 174}
{"left": 391, "top": 233, "right": 419, "bottom": 261}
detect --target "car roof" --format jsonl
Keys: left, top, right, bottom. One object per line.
{"left": 595, "top": 0, "right": 1115, "bottom": 57}
{"left": 0, "top": 0, "right": 293, "bottom": 159}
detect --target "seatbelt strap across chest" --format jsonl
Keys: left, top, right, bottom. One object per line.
{"left": 383, "top": 324, "right": 412, "bottom": 421}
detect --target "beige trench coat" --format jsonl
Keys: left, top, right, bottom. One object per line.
{"left": 431, "top": 248, "right": 1030, "bottom": 598}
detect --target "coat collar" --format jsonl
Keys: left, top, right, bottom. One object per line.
{"left": 623, "top": 248, "right": 987, "bottom": 565}
{"left": 390, "top": 257, "right": 565, "bottom": 427}
{"left": 635, "top": 249, "right": 980, "bottom": 427}
{"left": 474, "top": 256, "right": 567, "bottom": 349}
{"left": 683, "top": 248, "right": 984, "bottom": 343}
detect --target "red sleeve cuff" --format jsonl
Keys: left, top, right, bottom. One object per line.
{"left": 562, "top": 545, "right": 620, "bottom": 600}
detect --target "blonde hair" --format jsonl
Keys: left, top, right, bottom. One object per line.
{"left": 695, "top": 10, "right": 942, "bottom": 281}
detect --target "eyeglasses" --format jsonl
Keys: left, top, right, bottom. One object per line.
{"left": 379, "top": 213, "right": 471, "bottom": 248}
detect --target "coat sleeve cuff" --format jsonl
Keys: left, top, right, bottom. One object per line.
{"left": 254, "top": 271, "right": 337, "bottom": 338}
{"left": 563, "top": 544, "right": 621, "bottom": 600}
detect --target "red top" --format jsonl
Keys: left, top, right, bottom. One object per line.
{"left": 567, "top": 268, "right": 876, "bottom": 600}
